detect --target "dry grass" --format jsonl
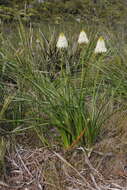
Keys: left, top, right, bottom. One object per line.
{"left": 0, "top": 113, "right": 127, "bottom": 190}
{"left": 0, "top": 134, "right": 127, "bottom": 190}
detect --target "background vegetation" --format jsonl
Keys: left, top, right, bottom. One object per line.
{"left": 0, "top": 0, "right": 127, "bottom": 26}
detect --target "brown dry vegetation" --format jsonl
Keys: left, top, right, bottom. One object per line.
{"left": 0, "top": 114, "right": 127, "bottom": 190}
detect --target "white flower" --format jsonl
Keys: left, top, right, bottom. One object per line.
{"left": 78, "top": 30, "right": 89, "bottom": 44}
{"left": 94, "top": 36, "right": 107, "bottom": 54}
{"left": 56, "top": 33, "right": 68, "bottom": 49}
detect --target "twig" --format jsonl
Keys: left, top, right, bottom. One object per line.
{"left": 15, "top": 147, "right": 33, "bottom": 178}
{"left": 0, "top": 180, "right": 9, "bottom": 188}
{"left": 53, "top": 151, "right": 95, "bottom": 190}
{"left": 90, "top": 173, "right": 101, "bottom": 190}
{"left": 79, "top": 147, "right": 104, "bottom": 181}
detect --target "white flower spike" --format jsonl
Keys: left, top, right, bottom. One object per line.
{"left": 94, "top": 36, "right": 107, "bottom": 54}
{"left": 78, "top": 30, "right": 89, "bottom": 44}
{"left": 56, "top": 33, "right": 68, "bottom": 49}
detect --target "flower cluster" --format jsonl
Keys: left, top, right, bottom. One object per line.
{"left": 56, "top": 31, "right": 107, "bottom": 54}
{"left": 56, "top": 33, "right": 68, "bottom": 49}
{"left": 78, "top": 30, "right": 89, "bottom": 44}
{"left": 94, "top": 36, "right": 107, "bottom": 54}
